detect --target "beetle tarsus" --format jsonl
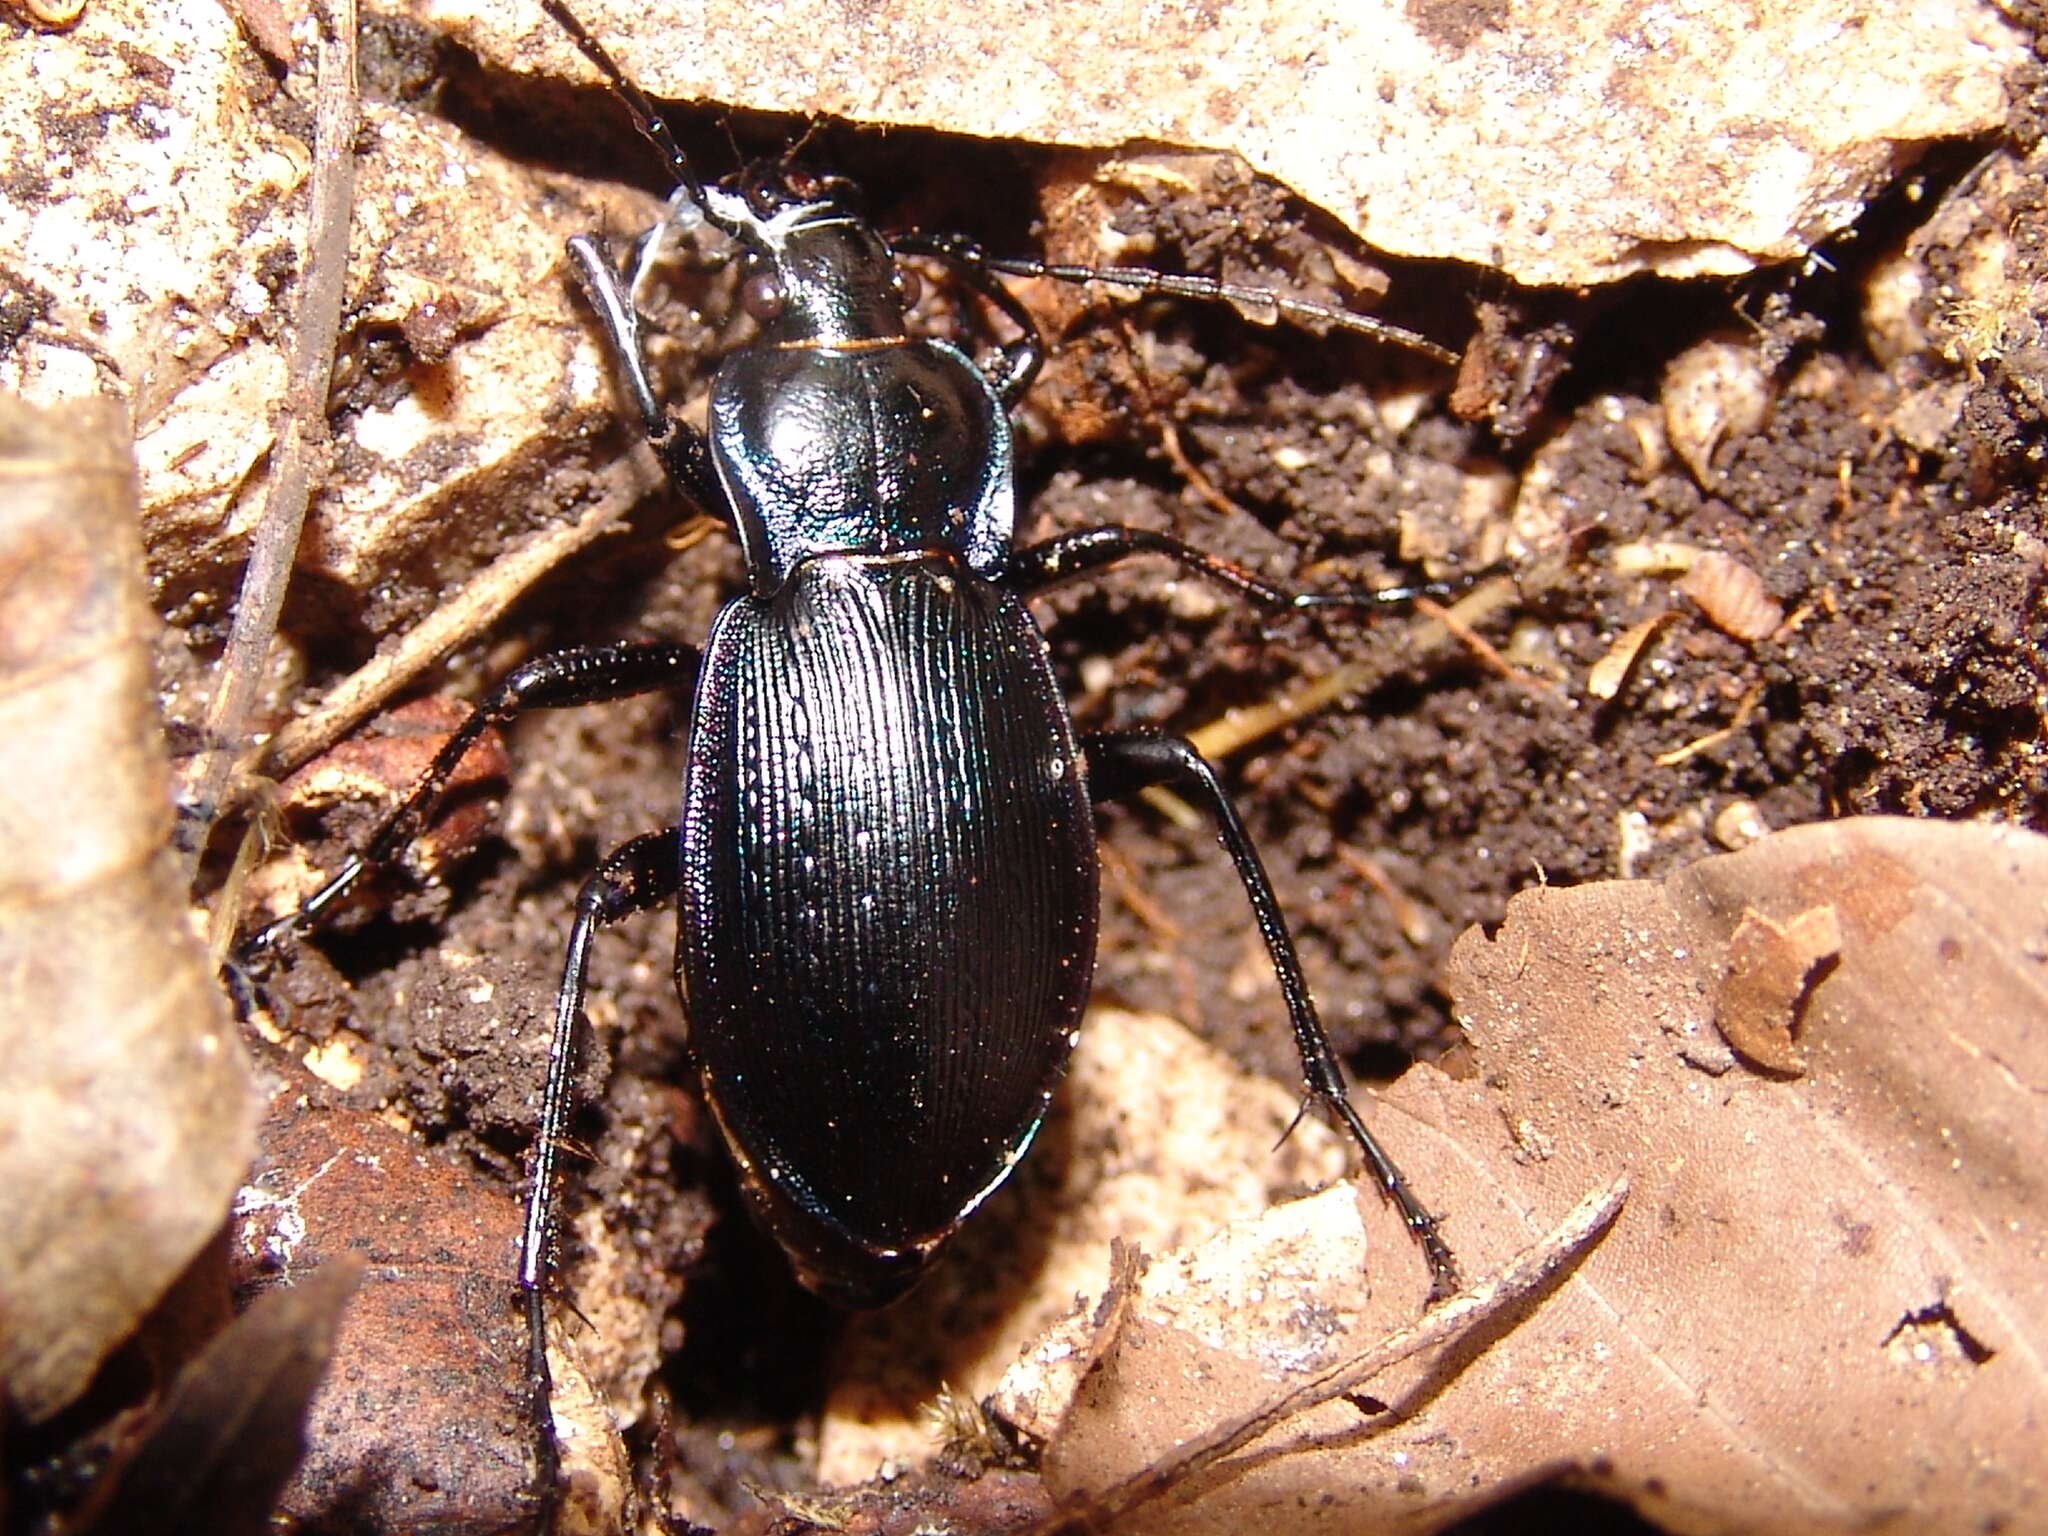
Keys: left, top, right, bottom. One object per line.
{"left": 522, "top": 1286, "right": 564, "bottom": 1525}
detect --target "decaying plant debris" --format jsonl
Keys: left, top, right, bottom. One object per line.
{"left": 0, "top": 399, "right": 256, "bottom": 1427}
{"left": 817, "top": 820, "right": 2045, "bottom": 1536}
{"left": 2, "top": 0, "right": 2044, "bottom": 1530}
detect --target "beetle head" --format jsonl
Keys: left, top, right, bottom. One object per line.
{"left": 699, "top": 166, "right": 913, "bottom": 348}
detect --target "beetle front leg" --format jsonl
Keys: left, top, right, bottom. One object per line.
{"left": 1007, "top": 525, "right": 1447, "bottom": 613}
{"left": 1083, "top": 730, "right": 1460, "bottom": 1299}
{"left": 564, "top": 234, "right": 728, "bottom": 516}
{"left": 889, "top": 230, "right": 1047, "bottom": 404}
{"left": 520, "top": 827, "right": 681, "bottom": 1523}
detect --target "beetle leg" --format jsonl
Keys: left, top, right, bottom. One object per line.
{"left": 1007, "top": 525, "right": 1448, "bottom": 612}
{"left": 1082, "top": 730, "right": 1460, "bottom": 1298}
{"left": 238, "top": 641, "right": 698, "bottom": 965}
{"left": 520, "top": 827, "right": 682, "bottom": 1521}
{"left": 625, "top": 187, "right": 709, "bottom": 311}
{"left": 564, "top": 233, "right": 728, "bottom": 516}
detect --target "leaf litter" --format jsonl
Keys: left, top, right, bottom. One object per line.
{"left": 835, "top": 816, "right": 2045, "bottom": 1536}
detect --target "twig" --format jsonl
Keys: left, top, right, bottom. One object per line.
{"left": 1410, "top": 590, "right": 1540, "bottom": 685}
{"left": 1154, "top": 415, "right": 1248, "bottom": 525}
{"left": 1182, "top": 574, "right": 1520, "bottom": 764}
{"left": 181, "top": 0, "right": 358, "bottom": 860}
{"left": 1654, "top": 682, "right": 1764, "bottom": 767}
{"left": 1042, "top": 1174, "right": 1630, "bottom": 1535}
{"left": 239, "top": 452, "right": 659, "bottom": 796}
{"left": 1333, "top": 843, "right": 1433, "bottom": 947}
{"left": 1135, "top": 575, "right": 1518, "bottom": 826}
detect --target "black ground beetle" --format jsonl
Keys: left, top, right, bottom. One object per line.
{"left": 241, "top": 0, "right": 1463, "bottom": 1512}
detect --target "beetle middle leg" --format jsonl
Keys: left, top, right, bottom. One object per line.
{"left": 237, "top": 640, "right": 699, "bottom": 965}
{"left": 231, "top": 643, "right": 701, "bottom": 1519}
{"left": 1082, "top": 730, "right": 1460, "bottom": 1298}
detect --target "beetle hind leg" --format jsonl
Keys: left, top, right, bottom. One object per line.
{"left": 1082, "top": 730, "right": 1460, "bottom": 1300}
{"left": 521, "top": 827, "right": 682, "bottom": 1519}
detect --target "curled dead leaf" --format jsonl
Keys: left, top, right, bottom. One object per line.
{"left": 1679, "top": 549, "right": 1785, "bottom": 641}
{"left": 1587, "top": 610, "right": 1675, "bottom": 700}
{"left": 1714, "top": 903, "right": 1843, "bottom": 1072}
{"left": 1662, "top": 336, "right": 1773, "bottom": 485}
{"left": 0, "top": 397, "right": 255, "bottom": 1422}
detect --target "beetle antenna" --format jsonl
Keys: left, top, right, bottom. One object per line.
{"left": 541, "top": 0, "right": 707, "bottom": 209}
{"left": 781, "top": 116, "right": 827, "bottom": 171}
{"left": 902, "top": 232, "right": 1458, "bottom": 366}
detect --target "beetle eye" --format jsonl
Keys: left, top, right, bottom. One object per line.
{"left": 893, "top": 266, "right": 921, "bottom": 308}
{"left": 741, "top": 271, "right": 785, "bottom": 321}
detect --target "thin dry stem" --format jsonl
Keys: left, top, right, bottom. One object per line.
{"left": 183, "top": 0, "right": 357, "bottom": 859}
{"left": 1044, "top": 1175, "right": 1630, "bottom": 1534}
{"left": 245, "top": 453, "right": 659, "bottom": 794}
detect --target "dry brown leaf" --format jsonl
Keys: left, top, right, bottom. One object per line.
{"left": 70, "top": 1255, "right": 361, "bottom": 1536}
{"left": 1014, "top": 816, "right": 2043, "bottom": 1535}
{"left": 0, "top": 397, "right": 256, "bottom": 1422}
{"left": 1042, "top": 1179, "right": 1629, "bottom": 1536}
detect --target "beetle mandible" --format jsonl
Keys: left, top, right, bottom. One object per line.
{"left": 241, "top": 0, "right": 1462, "bottom": 1510}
